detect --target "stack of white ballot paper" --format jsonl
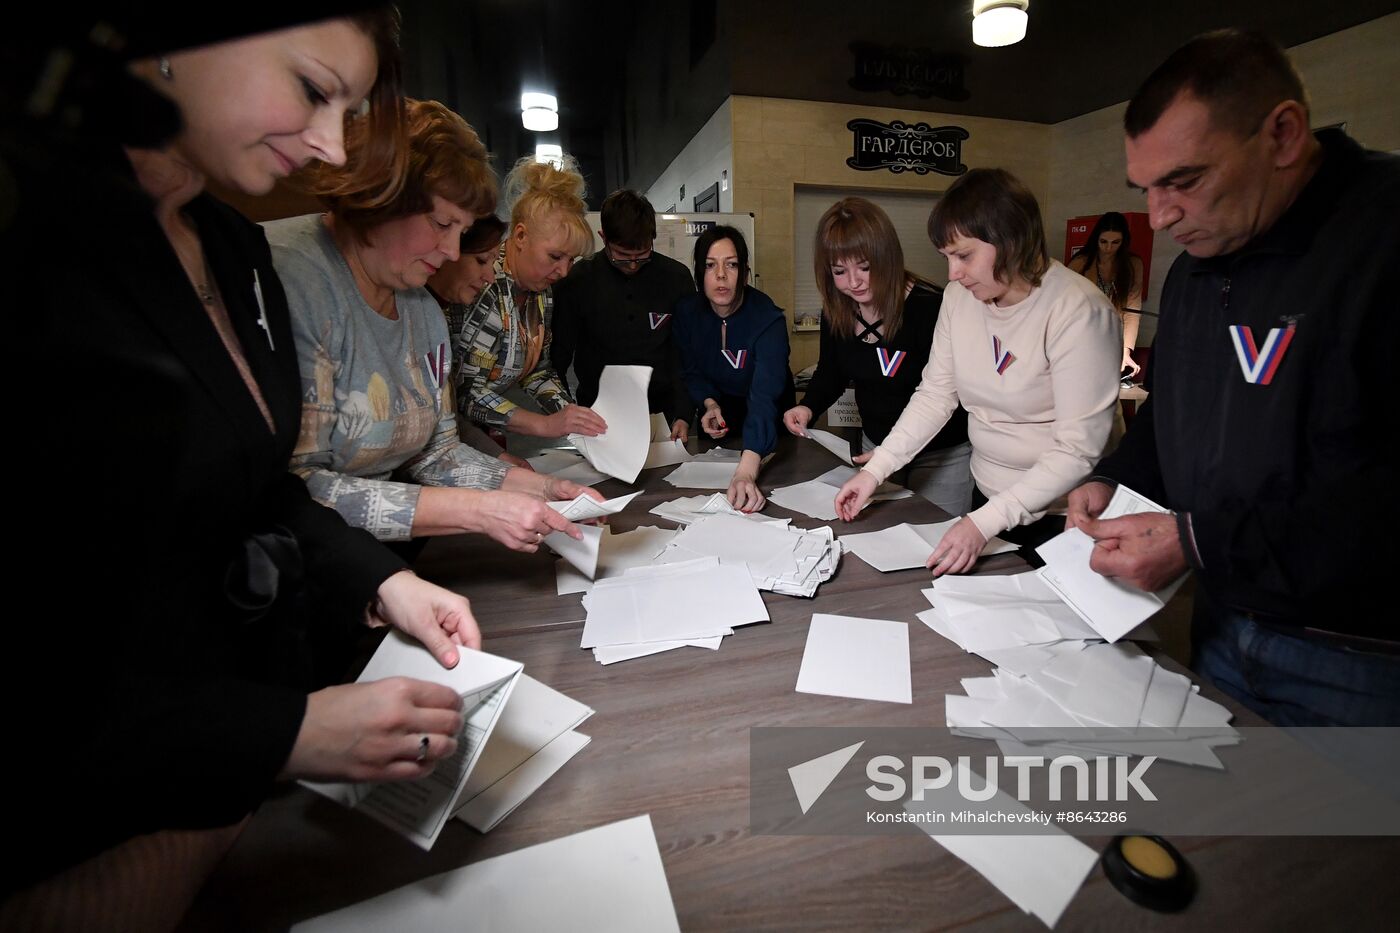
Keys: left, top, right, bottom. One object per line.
{"left": 656, "top": 512, "right": 841, "bottom": 597}
{"left": 302, "top": 632, "right": 584, "bottom": 849}
{"left": 1034, "top": 484, "right": 1189, "bottom": 642}
{"left": 918, "top": 573, "right": 1238, "bottom": 768}
{"left": 543, "top": 491, "right": 641, "bottom": 580}
{"left": 292, "top": 814, "right": 681, "bottom": 933}
{"left": 903, "top": 765, "right": 1100, "bottom": 929}
{"left": 580, "top": 556, "right": 769, "bottom": 663}
{"left": 568, "top": 364, "right": 653, "bottom": 483}
{"left": 555, "top": 524, "right": 677, "bottom": 595}
{"left": 840, "top": 519, "right": 1018, "bottom": 571}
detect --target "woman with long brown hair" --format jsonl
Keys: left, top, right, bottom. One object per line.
{"left": 786, "top": 197, "right": 973, "bottom": 516}
{"left": 1067, "top": 211, "right": 1144, "bottom": 379}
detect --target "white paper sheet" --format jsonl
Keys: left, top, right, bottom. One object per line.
{"left": 802, "top": 427, "right": 854, "bottom": 465}
{"left": 456, "top": 730, "right": 592, "bottom": 832}
{"left": 1034, "top": 485, "right": 1187, "bottom": 643}
{"left": 648, "top": 493, "right": 742, "bottom": 525}
{"left": 795, "top": 614, "right": 912, "bottom": 704}
{"left": 568, "top": 365, "right": 653, "bottom": 483}
{"left": 527, "top": 449, "right": 611, "bottom": 485}
{"left": 904, "top": 768, "right": 1099, "bottom": 928}
{"left": 545, "top": 523, "right": 604, "bottom": 579}
{"left": 301, "top": 632, "right": 523, "bottom": 850}
{"left": 455, "top": 674, "right": 593, "bottom": 804}
{"left": 812, "top": 464, "right": 914, "bottom": 501}
{"left": 555, "top": 525, "right": 676, "bottom": 595}
{"left": 643, "top": 439, "right": 694, "bottom": 469}
{"left": 649, "top": 412, "right": 673, "bottom": 442}
{"left": 548, "top": 490, "right": 641, "bottom": 521}
{"left": 592, "top": 634, "right": 728, "bottom": 665}
{"left": 292, "top": 814, "right": 681, "bottom": 933}
{"left": 580, "top": 557, "right": 768, "bottom": 648}
{"left": 661, "top": 459, "right": 740, "bottom": 489}
{"left": 769, "top": 479, "right": 841, "bottom": 520}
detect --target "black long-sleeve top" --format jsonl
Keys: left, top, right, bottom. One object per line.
{"left": 800, "top": 281, "right": 969, "bottom": 452}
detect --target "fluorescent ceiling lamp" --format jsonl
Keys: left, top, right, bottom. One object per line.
{"left": 535, "top": 143, "right": 564, "bottom": 166}
{"left": 521, "top": 91, "right": 559, "bottom": 131}
{"left": 972, "top": 0, "right": 1028, "bottom": 48}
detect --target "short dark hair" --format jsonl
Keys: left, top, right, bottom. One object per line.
{"left": 692, "top": 225, "right": 749, "bottom": 291}
{"left": 927, "top": 168, "right": 1048, "bottom": 288}
{"left": 1124, "top": 28, "right": 1308, "bottom": 139}
{"left": 600, "top": 189, "right": 657, "bottom": 249}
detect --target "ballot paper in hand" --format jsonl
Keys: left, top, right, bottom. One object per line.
{"left": 841, "top": 520, "right": 1016, "bottom": 572}
{"left": 526, "top": 448, "right": 611, "bottom": 486}
{"left": 661, "top": 459, "right": 740, "bottom": 489}
{"left": 548, "top": 490, "right": 640, "bottom": 521}
{"left": 812, "top": 464, "right": 914, "bottom": 501}
{"left": 802, "top": 428, "right": 854, "bottom": 465}
{"left": 545, "top": 523, "right": 604, "bottom": 580}
{"left": 1034, "top": 485, "right": 1188, "bottom": 643}
{"left": 301, "top": 631, "right": 523, "bottom": 850}
{"left": 569, "top": 365, "right": 653, "bottom": 483}
{"left": 556, "top": 524, "right": 676, "bottom": 595}
{"left": 292, "top": 815, "right": 681, "bottom": 933}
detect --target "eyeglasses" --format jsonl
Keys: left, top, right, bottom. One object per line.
{"left": 606, "top": 246, "right": 653, "bottom": 270}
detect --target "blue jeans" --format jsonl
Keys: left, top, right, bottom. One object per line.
{"left": 1191, "top": 589, "right": 1400, "bottom": 726}
{"left": 862, "top": 436, "right": 974, "bottom": 519}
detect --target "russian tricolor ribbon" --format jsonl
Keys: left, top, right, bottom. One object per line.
{"left": 649, "top": 312, "right": 671, "bottom": 329}
{"left": 1228, "top": 323, "right": 1296, "bottom": 385}
{"left": 722, "top": 347, "right": 747, "bottom": 369}
{"left": 992, "top": 335, "right": 1016, "bottom": 375}
{"left": 875, "top": 347, "right": 905, "bottom": 377}
{"left": 424, "top": 341, "right": 447, "bottom": 390}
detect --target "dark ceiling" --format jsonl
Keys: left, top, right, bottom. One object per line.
{"left": 400, "top": 0, "right": 1399, "bottom": 205}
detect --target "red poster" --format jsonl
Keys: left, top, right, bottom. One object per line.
{"left": 1065, "top": 212, "right": 1153, "bottom": 301}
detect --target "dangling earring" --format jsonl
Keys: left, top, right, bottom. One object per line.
{"left": 158, "top": 57, "right": 173, "bottom": 81}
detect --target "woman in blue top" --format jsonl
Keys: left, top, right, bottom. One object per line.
{"left": 673, "top": 226, "right": 795, "bottom": 511}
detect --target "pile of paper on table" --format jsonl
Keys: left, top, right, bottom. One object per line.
{"left": 579, "top": 556, "right": 769, "bottom": 664}
{"left": 661, "top": 446, "right": 744, "bottom": 489}
{"left": 293, "top": 815, "right": 681, "bottom": 933}
{"left": 655, "top": 512, "right": 841, "bottom": 597}
{"left": 303, "top": 632, "right": 593, "bottom": 847}
{"left": 918, "top": 573, "right": 1237, "bottom": 768}
{"left": 555, "top": 524, "right": 677, "bottom": 595}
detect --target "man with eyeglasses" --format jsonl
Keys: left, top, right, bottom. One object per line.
{"left": 552, "top": 189, "right": 696, "bottom": 440}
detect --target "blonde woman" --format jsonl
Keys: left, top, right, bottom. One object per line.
{"left": 452, "top": 155, "right": 606, "bottom": 440}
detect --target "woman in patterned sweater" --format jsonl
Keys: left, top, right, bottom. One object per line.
{"left": 451, "top": 155, "right": 608, "bottom": 442}
{"left": 271, "top": 100, "right": 598, "bottom": 550}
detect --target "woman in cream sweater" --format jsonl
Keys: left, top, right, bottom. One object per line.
{"left": 836, "top": 169, "right": 1121, "bottom": 575}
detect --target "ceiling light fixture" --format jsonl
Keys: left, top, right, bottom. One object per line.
{"left": 521, "top": 92, "right": 558, "bottom": 132}
{"left": 535, "top": 143, "right": 564, "bottom": 167}
{"left": 972, "top": 0, "right": 1029, "bottom": 48}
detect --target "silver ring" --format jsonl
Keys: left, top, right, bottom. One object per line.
{"left": 416, "top": 735, "right": 430, "bottom": 762}
{"left": 536, "top": 532, "right": 544, "bottom": 543}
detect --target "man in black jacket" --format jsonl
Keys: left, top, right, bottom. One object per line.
{"left": 1067, "top": 29, "right": 1399, "bottom": 726}
{"left": 551, "top": 189, "right": 696, "bottom": 439}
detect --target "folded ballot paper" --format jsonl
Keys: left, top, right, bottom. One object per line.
{"left": 769, "top": 465, "right": 915, "bottom": 521}
{"left": 648, "top": 493, "right": 790, "bottom": 527}
{"left": 840, "top": 520, "right": 1018, "bottom": 572}
{"left": 302, "top": 632, "right": 522, "bottom": 849}
{"left": 643, "top": 413, "right": 694, "bottom": 470}
{"left": 918, "top": 572, "right": 1237, "bottom": 769}
{"left": 568, "top": 364, "right": 653, "bottom": 483}
{"left": 655, "top": 512, "right": 841, "bottom": 597}
{"left": 303, "top": 634, "right": 595, "bottom": 846}
{"left": 556, "top": 524, "right": 678, "bottom": 596}
{"left": 293, "top": 815, "right": 681, "bottom": 933}
{"left": 1034, "top": 485, "right": 1189, "bottom": 643}
{"left": 543, "top": 491, "right": 642, "bottom": 580}
{"left": 801, "top": 427, "right": 854, "bottom": 465}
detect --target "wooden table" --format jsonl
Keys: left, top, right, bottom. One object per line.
{"left": 183, "top": 438, "right": 1400, "bottom": 931}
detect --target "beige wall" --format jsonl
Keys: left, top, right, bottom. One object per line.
{"left": 645, "top": 99, "right": 735, "bottom": 215}
{"left": 731, "top": 95, "right": 1051, "bottom": 371}
{"left": 1045, "top": 13, "right": 1400, "bottom": 345}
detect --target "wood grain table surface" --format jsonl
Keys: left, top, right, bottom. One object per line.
{"left": 183, "top": 437, "right": 1400, "bottom": 932}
